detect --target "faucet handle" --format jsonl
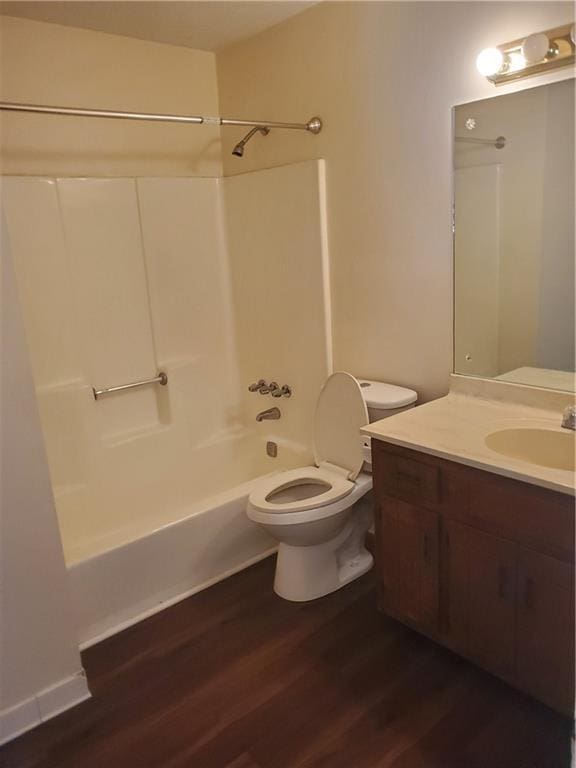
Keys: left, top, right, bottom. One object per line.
{"left": 270, "top": 383, "right": 292, "bottom": 397}
{"left": 561, "top": 404, "right": 576, "bottom": 430}
{"left": 248, "top": 379, "right": 266, "bottom": 393}
{"left": 260, "top": 381, "right": 278, "bottom": 395}
{"left": 269, "top": 382, "right": 284, "bottom": 397}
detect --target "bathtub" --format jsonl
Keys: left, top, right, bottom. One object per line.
{"left": 65, "top": 433, "right": 309, "bottom": 648}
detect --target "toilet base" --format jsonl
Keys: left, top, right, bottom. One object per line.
{"left": 274, "top": 544, "right": 373, "bottom": 602}
{"left": 273, "top": 502, "right": 374, "bottom": 602}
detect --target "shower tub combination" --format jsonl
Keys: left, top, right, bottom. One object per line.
{"left": 3, "top": 158, "right": 331, "bottom": 647}
{"left": 69, "top": 434, "right": 307, "bottom": 647}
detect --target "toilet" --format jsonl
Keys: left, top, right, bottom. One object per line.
{"left": 247, "top": 371, "right": 417, "bottom": 601}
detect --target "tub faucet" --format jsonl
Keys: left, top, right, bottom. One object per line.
{"left": 256, "top": 407, "right": 281, "bottom": 422}
{"left": 561, "top": 405, "right": 576, "bottom": 431}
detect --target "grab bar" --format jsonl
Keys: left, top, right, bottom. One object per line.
{"left": 92, "top": 372, "right": 168, "bottom": 400}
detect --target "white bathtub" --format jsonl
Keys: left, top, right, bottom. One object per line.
{"left": 62, "top": 425, "right": 310, "bottom": 648}
{"left": 69, "top": 476, "right": 278, "bottom": 648}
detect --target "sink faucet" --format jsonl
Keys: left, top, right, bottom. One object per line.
{"left": 561, "top": 405, "right": 576, "bottom": 431}
{"left": 256, "top": 407, "right": 281, "bottom": 422}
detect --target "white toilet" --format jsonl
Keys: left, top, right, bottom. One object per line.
{"left": 247, "top": 372, "right": 417, "bottom": 601}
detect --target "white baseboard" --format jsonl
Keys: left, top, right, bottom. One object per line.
{"left": 0, "top": 670, "right": 91, "bottom": 746}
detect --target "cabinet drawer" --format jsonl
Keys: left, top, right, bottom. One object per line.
{"left": 373, "top": 446, "right": 440, "bottom": 506}
{"left": 464, "top": 472, "right": 574, "bottom": 562}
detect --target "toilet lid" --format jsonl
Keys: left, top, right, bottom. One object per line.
{"left": 313, "top": 372, "right": 369, "bottom": 481}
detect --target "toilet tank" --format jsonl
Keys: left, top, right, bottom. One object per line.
{"left": 356, "top": 379, "right": 418, "bottom": 469}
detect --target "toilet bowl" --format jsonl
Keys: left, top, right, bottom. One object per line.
{"left": 247, "top": 371, "right": 417, "bottom": 602}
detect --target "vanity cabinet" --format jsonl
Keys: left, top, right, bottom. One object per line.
{"left": 372, "top": 439, "right": 575, "bottom": 716}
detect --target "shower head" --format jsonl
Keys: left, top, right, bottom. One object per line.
{"left": 232, "top": 126, "right": 270, "bottom": 157}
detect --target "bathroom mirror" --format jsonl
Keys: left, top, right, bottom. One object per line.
{"left": 453, "top": 79, "right": 575, "bottom": 391}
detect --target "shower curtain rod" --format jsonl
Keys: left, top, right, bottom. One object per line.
{"left": 0, "top": 101, "right": 323, "bottom": 133}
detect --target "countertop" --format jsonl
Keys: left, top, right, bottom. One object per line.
{"left": 361, "top": 392, "right": 575, "bottom": 496}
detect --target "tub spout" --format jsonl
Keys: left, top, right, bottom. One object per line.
{"left": 256, "top": 407, "right": 281, "bottom": 422}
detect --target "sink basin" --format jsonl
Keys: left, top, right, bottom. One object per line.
{"left": 485, "top": 428, "right": 575, "bottom": 472}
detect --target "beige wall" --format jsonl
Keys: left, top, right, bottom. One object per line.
{"left": 0, "top": 15, "right": 221, "bottom": 177}
{"left": 217, "top": 1, "right": 575, "bottom": 401}
{"left": 224, "top": 160, "right": 332, "bottom": 456}
{"left": 0, "top": 213, "right": 86, "bottom": 739}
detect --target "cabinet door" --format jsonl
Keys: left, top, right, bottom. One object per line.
{"left": 377, "top": 498, "right": 439, "bottom": 632}
{"left": 517, "top": 549, "right": 575, "bottom": 715}
{"left": 468, "top": 528, "right": 517, "bottom": 677}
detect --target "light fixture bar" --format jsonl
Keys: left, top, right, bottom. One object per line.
{"left": 486, "top": 23, "right": 575, "bottom": 85}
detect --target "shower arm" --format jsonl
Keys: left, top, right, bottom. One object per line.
{"left": 0, "top": 101, "right": 323, "bottom": 134}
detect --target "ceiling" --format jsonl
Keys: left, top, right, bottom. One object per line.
{"left": 0, "top": 1, "right": 318, "bottom": 52}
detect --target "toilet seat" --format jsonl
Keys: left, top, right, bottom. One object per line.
{"left": 248, "top": 465, "right": 354, "bottom": 514}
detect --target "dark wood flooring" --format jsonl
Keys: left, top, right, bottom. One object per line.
{"left": 1, "top": 556, "right": 572, "bottom": 768}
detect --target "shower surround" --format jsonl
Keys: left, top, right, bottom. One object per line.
{"left": 2, "top": 160, "right": 332, "bottom": 644}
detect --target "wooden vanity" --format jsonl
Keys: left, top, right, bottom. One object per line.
{"left": 371, "top": 438, "right": 575, "bottom": 716}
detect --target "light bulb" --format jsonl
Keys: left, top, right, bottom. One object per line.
{"left": 521, "top": 33, "right": 550, "bottom": 64}
{"left": 476, "top": 48, "right": 504, "bottom": 77}
{"left": 507, "top": 51, "right": 526, "bottom": 72}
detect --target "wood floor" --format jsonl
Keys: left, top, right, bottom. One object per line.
{"left": 1, "top": 556, "right": 572, "bottom": 768}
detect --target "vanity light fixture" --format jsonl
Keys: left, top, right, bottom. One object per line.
{"left": 476, "top": 23, "right": 575, "bottom": 85}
